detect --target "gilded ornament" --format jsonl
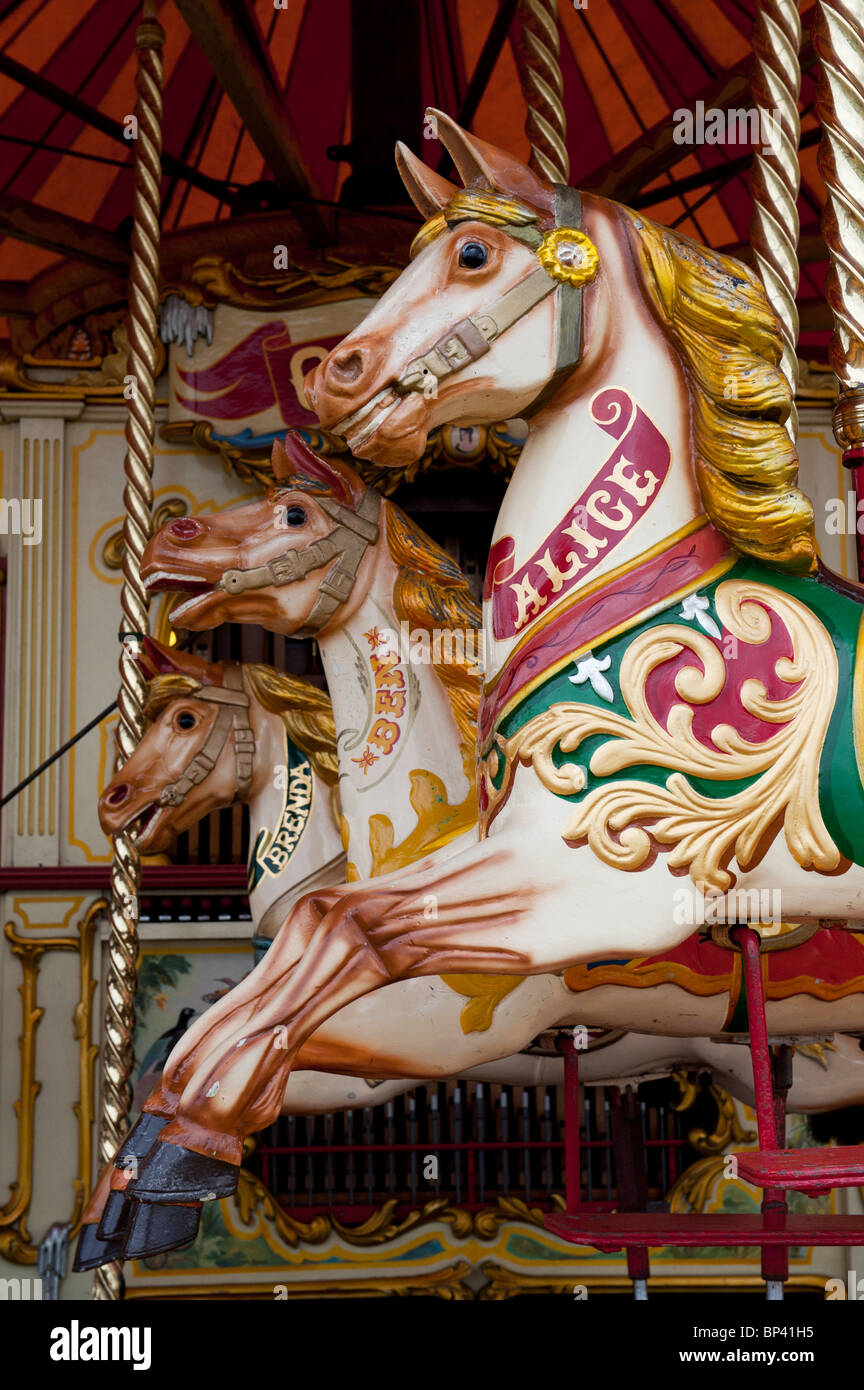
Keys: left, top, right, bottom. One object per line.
{"left": 482, "top": 580, "right": 841, "bottom": 892}
{"left": 537, "top": 227, "right": 599, "bottom": 287}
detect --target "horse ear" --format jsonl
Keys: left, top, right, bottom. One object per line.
{"left": 138, "top": 636, "right": 221, "bottom": 685}
{"left": 428, "top": 108, "right": 556, "bottom": 218}
{"left": 276, "top": 431, "right": 366, "bottom": 510}
{"left": 395, "top": 142, "right": 459, "bottom": 217}
{"left": 137, "top": 636, "right": 175, "bottom": 678}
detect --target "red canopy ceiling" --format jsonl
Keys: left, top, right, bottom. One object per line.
{"left": 0, "top": 0, "right": 829, "bottom": 354}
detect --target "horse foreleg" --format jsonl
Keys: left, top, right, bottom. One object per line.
{"left": 140, "top": 888, "right": 345, "bottom": 1117}
{"left": 146, "top": 850, "right": 533, "bottom": 1168}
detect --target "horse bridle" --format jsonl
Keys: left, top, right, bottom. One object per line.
{"left": 337, "top": 185, "right": 596, "bottom": 447}
{"left": 159, "top": 665, "right": 255, "bottom": 808}
{"left": 216, "top": 488, "right": 382, "bottom": 638}
{"left": 206, "top": 191, "right": 588, "bottom": 626}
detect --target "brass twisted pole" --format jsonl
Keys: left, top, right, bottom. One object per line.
{"left": 93, "top": 2, "right": 164, "bottom": 1301}
{"left": 814, "top": 0, "right": 864, "bottom": 579}
{"left": 814, "top": 2, "right": 864, "bottom": 444}
{"left": 517, "top": 0, "right": 569, "bottom": 184}
{"left": 748, "top": 0, "right": 802, "bottom": 440}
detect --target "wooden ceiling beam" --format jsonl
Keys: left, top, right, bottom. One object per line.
{"left": 582, "top": 9, "right": 818, "bottom": 202}
{"left": 0, "top": 191, "right": 129, "bottom": 272}
{"left": 720, "top": 231, "right": 825, "bottom": 266}
{"left": 174, "top": 0, "right": 329, "bottom": 243}
{"left": 0, "top": 50, "right": 244, "bottom": 209}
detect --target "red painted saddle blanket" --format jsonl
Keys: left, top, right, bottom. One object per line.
{"left": 562, "top": 926, "right": 864, "bottom": 1032}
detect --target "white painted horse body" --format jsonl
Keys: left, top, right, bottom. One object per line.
{"left": 99, "top": 648, "right": 864, "bottom": 1120}
{"left": 285, "top": 1031, "right": 864, "bottom": 1119}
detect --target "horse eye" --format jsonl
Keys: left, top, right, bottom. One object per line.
{"left": 176, "top": 711, "right": 197, "bottom": 730}
{"left": 283, "top": 506, "right": 307, "bottom": 527}
{"left": 459, "top": 241, "right": 487, "bottom": 269}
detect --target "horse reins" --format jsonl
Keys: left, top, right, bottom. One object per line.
{"left": 158, "top": 664, "right": 255, "bottom": 808}
{"left": 216, "top": 488, "right": 382, "bottom": 638}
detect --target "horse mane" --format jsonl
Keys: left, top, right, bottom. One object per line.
{"left": 383, "top": 502, "right": 481, "bottom": 763}
{"left": 409, "top": 178, "right": 816, "bottom": 576}
{"left": 144, "top": 667, "right": 339, "bottom": 786}
{"left": 243, "top": 665, "right": 339, "bottom": 784}
{"left": 619, "top": 207, "right": 816, "bottom": 575}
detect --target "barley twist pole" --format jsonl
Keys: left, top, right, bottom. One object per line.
{"left": 814, "top": 1, "right": 864, "bottom": 577}
{"left": 517, "top": 0, "right": 569, "bottom": 184}
{"left": 93, "top": 1, "right": 164, "bottom": 1301}
{"left": 748, "top": 0, "right": 802, "bottom": 440}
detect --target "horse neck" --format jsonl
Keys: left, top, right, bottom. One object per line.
{"left": 244, "top": 698, "right": 343, "bottom": 927}
{"left": 316, "top": 530, "right": 475, "bottom": 879}
{"left": 483, "top": 305, "right": 705, "bottom": 684}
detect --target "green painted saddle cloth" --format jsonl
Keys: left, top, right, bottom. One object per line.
{"left": 478, "top": 519, "right": 864, "bottom": 891}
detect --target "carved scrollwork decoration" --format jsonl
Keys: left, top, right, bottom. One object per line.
{"left": 0, "top": 904, "right": 103, "bottom": 1264}
{"left": 482, "top": 580, "right": 841, "bottom": 892}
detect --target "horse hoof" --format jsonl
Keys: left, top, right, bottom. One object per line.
{"left": 131, "top": 1141, "right": 239, "bottom": 1203}
{"left": 114, "top": 1112, "right": 169, "bottom": 1168}
{"left": 96, "top": 1188, "right": 132, "bottom": 1241}
{"left": 120, "top": 1200, "right": 201, "bottom": 1260}
{"left": 72, "top": 1224, "right": 124, "bottom": 1273}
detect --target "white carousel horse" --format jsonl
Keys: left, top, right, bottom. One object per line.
{"left": 95, "top": 640, "right": 864, "bottom": 1118}
{"left": 87, "top": 113, "right": 864, "bottom": 1250}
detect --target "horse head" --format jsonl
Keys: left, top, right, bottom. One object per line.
{"left": 98, "top": 637, "right": 255, "bottom": 850}
{"left": 307, "top": 109, "right": 815, "bottom": 575}
{"left": 140, "top": 433, "right": 382, "bottom": 636}
{"left": 305, "top": 107, "right": 621, "bottom": 467}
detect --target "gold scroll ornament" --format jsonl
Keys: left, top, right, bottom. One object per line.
{"left": 480, "top": 579, "right": 841, "bottom": 893}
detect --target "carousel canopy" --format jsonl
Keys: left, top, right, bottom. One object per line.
{"left": 0, "top": 0, "right": 829, "bottom": 360}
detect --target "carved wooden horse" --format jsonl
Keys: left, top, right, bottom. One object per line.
{"left": 90, "top": 113, "right": 864, "bottom": 1256}
{"left": 78, "top": 640, "right": 864, "bottom": 1264}
{"left": 77, "top": 443, "right": 486, "bottom": 1263}
{"left": 102, "top": 638, "right": 346, "bottom": 938}
{"left": 95, "top": 643, "right": 864, "bottom": 1117}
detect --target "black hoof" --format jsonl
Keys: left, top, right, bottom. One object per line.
{"left": 120, "top": 1200, "right": 201, "bottom": 1260}
{"left": 72, "top": 1224, "right": 124, "bottom": 1273}
{"left": 96, "top": 1188, "right": 132, "bottom": 1241}
{"left": 114, "top": 1112, "right": 169, "bottom": 1169}
{"left": 132, "top": 1140, "right": 239, "bottom": 1204}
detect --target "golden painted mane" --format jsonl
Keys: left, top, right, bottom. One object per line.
{"left": 620, "top": 208, "right": 816, "bottom": 575}
{"left": 383, "top": 502, "right": 481, "bottom": 764}
{"left": 411, "top": 183, "right": 816, "bottom": 576}
{"left": 144, "top": 667, "right": 339, "bottom": 785}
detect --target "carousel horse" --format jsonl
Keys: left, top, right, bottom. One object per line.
{"left": 284, "top": 1031, "right": 864, "bottom": 1119}
{"left": 89, "top": 111, "right": 864, "bottom": 1256}
{"left": 94, "top": 641, "right": 864, "bottom": 1117}
{"left": 102, "top": 638, "right": 347, "bottom": 944}
{"left": 77, "top": 641, "right": 864, "bottom": 1268}
{"left": 76, "top": 455, "right": 484, "bottom": 1264}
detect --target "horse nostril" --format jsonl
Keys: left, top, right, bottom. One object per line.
{"left": 105, "top": 784, "right": 128, "bottom": 806}
{"left": 331, "top": 350, "right": 364, "bottom": 385}
{"left": 168, "top": 518, "right": 203, "bottom": 540}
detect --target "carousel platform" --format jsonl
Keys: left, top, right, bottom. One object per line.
{"left": 548, "top": 925, "right": 864, "bottom": 1287}
{"left": 546, "top": 1210, "right": 864, "bottom": 1250}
